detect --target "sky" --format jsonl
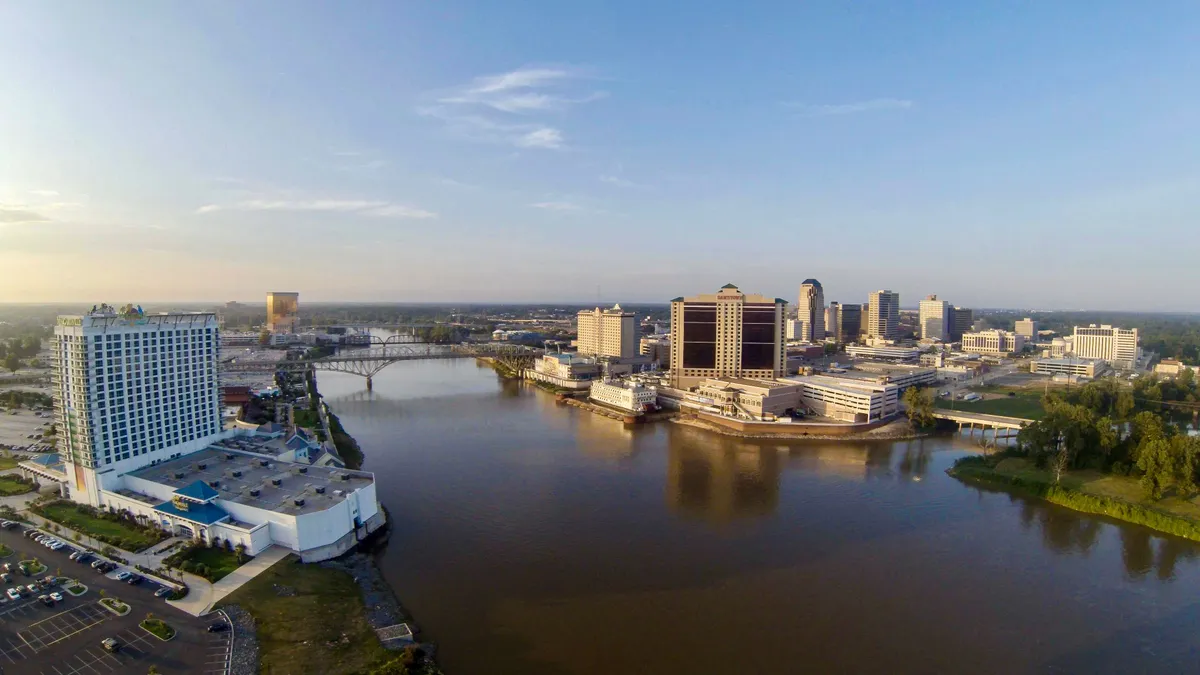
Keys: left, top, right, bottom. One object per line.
{"left": 1, "top": 2, "right": 1198, "bottom": 310}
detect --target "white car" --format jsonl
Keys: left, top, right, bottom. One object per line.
{"left": 49, "top": 543, "right": 65, "bottom": 551}
{"left": 5, "top": 589, "right": 19, "bottom": 601}
{"left": 114, "top": 571, "right": 131, "bottom": 582}
{"left": 48, "top": 592, "right": 63, "bottom": 603}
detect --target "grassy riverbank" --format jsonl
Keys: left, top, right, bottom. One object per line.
{"left": 934, "top": 388, "right": 1045, "bottom": 419}
{"left": 949, "top": 454, "right": 1200, "bottom": 541}
{"left": 219, "top": 555, "right": 440, "bottom": 675}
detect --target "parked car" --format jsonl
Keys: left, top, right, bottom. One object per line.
{"left": 0, "top": 573, "right": 10, "bottom": 584}
{"left": 207, "top": 622, "right": 228, "bottom": 632}
{"left": 5, "top": 588, "right": 19, "bottom": 601}
{"left": 38, "top": 594, "right": 53, "bottom": 606}
{"left": 48, "top": 592, "right": 63, "bottom": 603}
{"left": 125, "top": 575, "right": 143, "bottom": 586}
{"left": 75, "top": 554, "right": 91, "bottom": 564}
{"left": 101, "top": 638, "right": 120, "bottom": 653}
{"left": 90, "top": 560, "right": 105, "bottom": 570}
{"left": 24, "top": 585, "right": 37, "bottom": 595}
{"left": 3, "top": 521, "right": 17, "bottom": 529}
{"left": 154, "top": 587, "right": 171, "bottom": 598}
{"left": 114, "top": 571, "right": 131, "bottom": 582}
{"left": 68, "top": 551, "right": 81, "bottom": 561}
{"left": 2, "top": 563, "right": 12, "bottom": 572}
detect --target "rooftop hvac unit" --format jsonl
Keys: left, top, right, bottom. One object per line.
{"left": 298, "top": 467, "right": 308, "bottom": 474}
{"left": 249, "top": 488, "right": 260, "bottom": 497}
{"left": 271, "top": 478, "right": 282, "bottom": 486}
{"left": 211, "top": 480, "right": 220, "bottom": 488}
{"left": 340, "top": 473, "right": 350, "bottom": 481}
{"left": 173, "top": 472, "right": 184, "bottom": 479}
{"left": 259, "top": 459, "right": 269, "bottom": 467}
{"left": 315, "top": 486, "right": 326, "bottom": 494}
{"left": 333, "top": 489, "right": 345, "bottom": 497}
{"left": 232, "top": 470, "right": 242, "bottom": 478}
{"left": 294, "top": 498, "right": 305, "bottom": 507}
{"left": 197, "top": 463, "right": 207, "bottom": 470}
{"left": 225, "top": 453, "right": 235, "bottom": 460}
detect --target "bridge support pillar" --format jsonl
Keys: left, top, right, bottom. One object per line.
{"left": 366, "top": 376, "right": 373, "bottom": 391}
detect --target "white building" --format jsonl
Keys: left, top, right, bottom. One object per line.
{"left": 1155, "top": 359, "right": 1198, "bottom": 378}
{"left": 53, "top": 307, "right": 224, "bottom": 506}
{"left": 1072, "top": 325, "right": 1139, "bottom": 369}
{"left": 843, "top": 362, "right": 938, "bottom": 391}
{"left": 844, "top": 345, "right": 921, "bottom": 362}
{"left": 47, "top": 307, "right": 384, "bottom": 561}
{"left": 785, "top": 319, "right": 803, "bottom": 342}
{"left": 961, "top": 330, "right": 1026, "bottom": 356}
{"left": 783, "top": 375, "right": 900, "bottom": 423}
{"left": 589, "top": 379, "right": 657, "bottom": 414}
{"left": 577, "top": 304, "right": 638, "bottom": 359}
{"left": 797, "top": 279, "right": 825, "bottom": 343}
{"left": 1031, "top": 358, "right": 1105, "bottom": 378}
{"left": 918, "top": 295, "right": 950, "bottom": 341}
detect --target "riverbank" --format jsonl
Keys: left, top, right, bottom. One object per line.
{"left": 673, "top": 414, "right": 931, "bottom": 442}
{"left": 948, "top": 454, "right": 1200, "bottom": 542}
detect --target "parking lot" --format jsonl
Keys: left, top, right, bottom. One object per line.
{"left": 0, "top": 524, "right": 231, "bottom": 674}
{"left": 0, "top": 408, "right": 54, "bottom": 453}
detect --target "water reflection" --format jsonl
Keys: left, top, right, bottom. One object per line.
{"left": 666, "top": 441, "right": 780, "bottom": 524}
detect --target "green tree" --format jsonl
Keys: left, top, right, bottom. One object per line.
{"left": 2, "top": 354, "right": 20, "bottom": 373}
{"left": 258, "top": 330, "right": 271, "bottom": 346}
{"left": 902, "top": 387, "right": 937, "bottom": 430}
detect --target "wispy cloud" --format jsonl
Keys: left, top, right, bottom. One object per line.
{"left": 29, "top": 189, "right": 59, "bottom": 197}
{"left": 195, "top": 198, "right": 436, "bottom": 219}
{"left": 516, "top": 128, "right": 564, "bottom": 149}
{"left": 0, "top": 207, "right": 51, "bottom": 224}
{"left": 529, "top": 201, "right": 583, "bottom": 211}
{"left": 785, "top": 98, "right": 914, "bottom": 117}
{"left": 421, "top": 66, "right": 602, "bottom": 149}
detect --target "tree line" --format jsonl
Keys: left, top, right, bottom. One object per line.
{"left": 1015, "top": 375, "right": 1200, "bottom": 499}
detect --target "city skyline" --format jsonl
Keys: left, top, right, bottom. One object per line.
{"left": 3, "top": 2, "right": 1199, "bottom": 309}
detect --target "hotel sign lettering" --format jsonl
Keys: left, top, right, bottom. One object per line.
{"left": 171, "top": 496, "right": 190, "bottom": 512}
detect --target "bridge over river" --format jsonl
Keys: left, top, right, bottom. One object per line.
{"left": 933, "top": 410, "right": 1033, "bottom": 447}
{"left": 222, "top": 342, "right": 538, "bottom": 388}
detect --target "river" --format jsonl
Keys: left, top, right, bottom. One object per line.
{"left": 316, "top": 358, "right": 1200, "bottom": 675}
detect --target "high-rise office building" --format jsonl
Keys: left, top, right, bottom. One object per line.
{"left": 576, "top": 304, "right": 638, "bottom": 359}
{"left": 266, "top": 292, "right": 299, "bottom": 333}
{"left": 669, "top": 284, "right": 786, "bottom": 388}
{"left": 825, "top": 302, "right": 862, "bottom": 344}
{"left": 918, "top": 295, "right": 951, "bottom": 341}
{"left": 950, "top": 306, "right": 973, "bottom": 341}
{"left": 1072, "top": 325, "right": 1139, "bottom": 368}
{"left": 866, "top": 290, "right": 900, "bottom": 340}
{"left": 53, "top": 307, "right": 223, "bottom": 506}
{"left": 796, "top": 279, "right": 825, "bottom": 343}
{"left": 1014, "top": 317, "right": 1039, "bottom": 342}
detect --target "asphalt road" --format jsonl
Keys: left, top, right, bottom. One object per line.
{"left": 0, "top": 525, "right": 230, "bottom": 675}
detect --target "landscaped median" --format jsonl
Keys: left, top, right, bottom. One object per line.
{"left": 19, "top": 559, "right": 46, "bottom": 575}
{"left": 140, "top": 614, "right": 176, "bottom": 641}
{"left": 948, "top": 454, "right": 1200, "bottom": 541}
{"left": 0, "top": 475, "right": 36, "bottom": 496}
{"left": 99, "top": 597, "right": 131, "bottom": 616}
{"left": 63, "top": 580, "right": 88, "bottom": 596}
{"left": 0, "top": 543, "right": 13, "bottom": 558}
{"left": 30, "top": 500, "right": 168, "bottom": 552}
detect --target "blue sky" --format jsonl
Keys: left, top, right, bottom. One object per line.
{"left": 1, "top": 1, "right": 1198, "bottom": 309}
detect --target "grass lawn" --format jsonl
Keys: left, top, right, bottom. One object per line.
{"left": 174, "top": 546, "right": 246, "bottom": 582}
{"left": 100, "top": 598, "right": 130, "bottom": 615}
{"left": 0, "top": 456, "right": 21, "bottom": 470}
{"left": 219, "top": 555, "right": 394, "bottom": 675}
{"left": 936, "top": 390, "right": 1046, "bottom": 420}
{"left": 19, "top": 561, "right": 47, "bottom": 575}
{"left": 34, "top": 502, "right": 165, "bottom": 551}
{"left": 0, "top": 544, "right": 12, "bottom": 558}
{"left": 140, "top": 618, "right": 176, "bottom": 640}
{"left": 0, "top": 476, "right": 35, "bottom": 496}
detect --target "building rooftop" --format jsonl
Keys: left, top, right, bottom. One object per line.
{"left": 129, "top": 446, "right": 374, "bottom": 516}
{"left": 174, "top": 479, "right": 220, "bottom": 502}
{"left": 154, "top": 499, "right": 230, "bottom": 525}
